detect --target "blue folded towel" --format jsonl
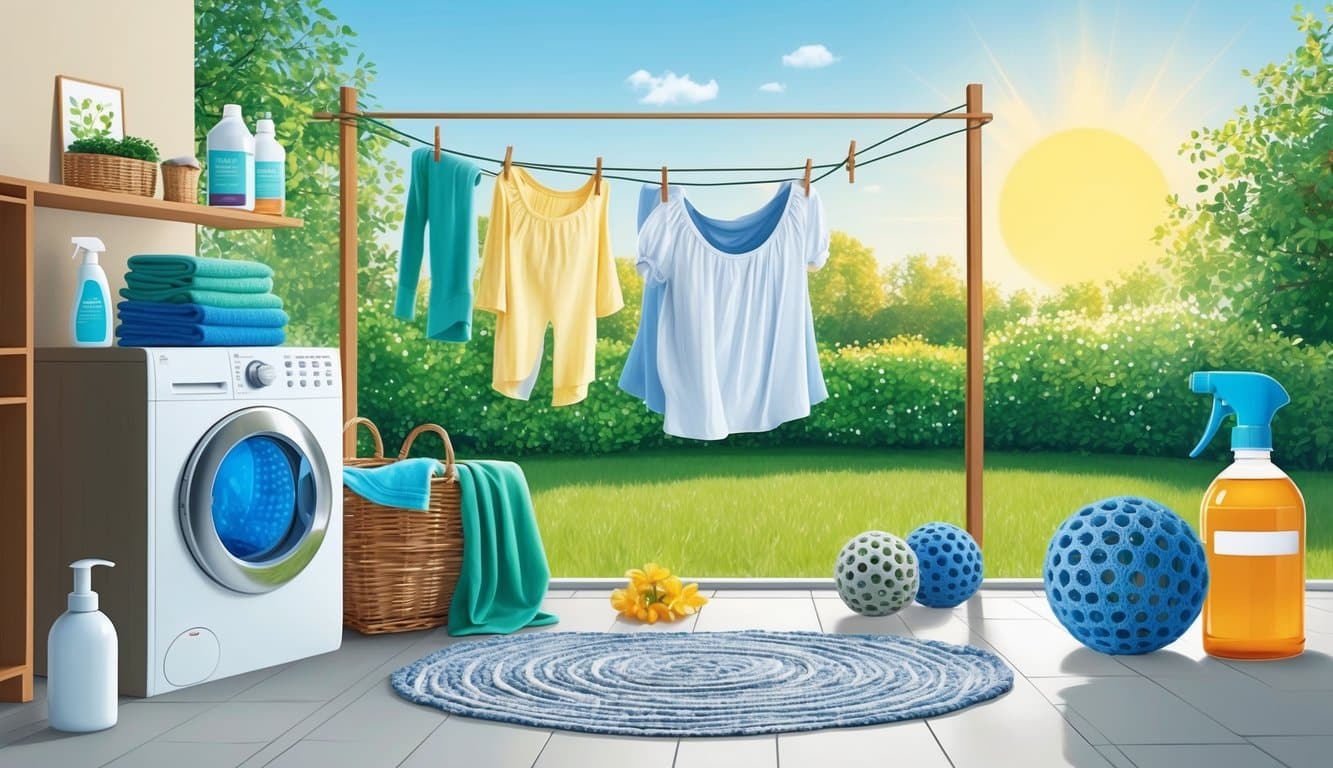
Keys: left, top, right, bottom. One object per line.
{"left": 115, "top": 323, "right": 286, "bottom": 347}
{"left": 117, "top": 301, "right": 289, "bottom": 328}
{"left": 343, "top": 459, "right": 447, "bottom": 511}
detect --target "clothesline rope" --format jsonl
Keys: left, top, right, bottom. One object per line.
{"left": 352, "top": 104, "right": 977, "bottom": 188}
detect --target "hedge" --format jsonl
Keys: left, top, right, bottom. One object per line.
{"left": 357, "top": 301, "right": 1331, "bottom": 469}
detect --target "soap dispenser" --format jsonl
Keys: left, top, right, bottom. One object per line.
{"left": 48, "top": 559, "right": 118, "bottom": 732}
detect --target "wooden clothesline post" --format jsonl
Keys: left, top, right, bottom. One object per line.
{"left": 331, "top": 84, "right": 990, "bottom": 547}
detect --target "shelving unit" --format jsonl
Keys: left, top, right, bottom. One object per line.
{"left": 0, "top": 174, "right": 301, "bottom": 702}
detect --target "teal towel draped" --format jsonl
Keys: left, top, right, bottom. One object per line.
{"left": 118, "top": 287, "right": 284, "bottom": 308}
{"left": 125, "top": 275, "right": 274, "bottom": 294}
{"left": 342, "top": 459, "right": 445, "bottom": 512}
{"left": 449, "top": 461, "right": 558, "bottom": 636}
{"left": 126, "top": 254, "right": 273, "bottom": 280}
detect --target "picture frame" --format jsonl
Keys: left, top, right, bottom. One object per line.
{"left": 56, "top": 75, "right": 125, "bottom": 150}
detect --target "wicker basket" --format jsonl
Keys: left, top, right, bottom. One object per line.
{"left": 343, "top": 418, "right": 464, "bottom": 634}
{"left": 61, "top": 152, "right": 157, "bottom": 197}
{"left": 161, "top": 163, "right": 200, "bottom": 204}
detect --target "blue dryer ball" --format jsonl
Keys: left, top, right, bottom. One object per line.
{"left": 907, "top": 522, "right": 983, "bottom": 608}
{"left": 1044, "top": 496, "right": 1208, "bottom": 655}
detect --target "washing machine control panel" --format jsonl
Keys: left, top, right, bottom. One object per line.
{"left": 229, "top": 349, "right": 340, "bottom": 397}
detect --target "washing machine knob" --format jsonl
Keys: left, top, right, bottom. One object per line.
{"left": 245, "top": 361, "right": 278, "bottom": 388}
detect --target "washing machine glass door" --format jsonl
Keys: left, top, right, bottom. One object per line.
{"left": 180, "top": 406, "right": 332, "bottom": 594}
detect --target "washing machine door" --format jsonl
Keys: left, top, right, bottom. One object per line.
{"left": 179, "top": 406, "right": 332, "bottom": 594}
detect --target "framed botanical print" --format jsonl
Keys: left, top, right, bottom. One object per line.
{"left": 56, "top": 75, "right": 125, "bottom": 150}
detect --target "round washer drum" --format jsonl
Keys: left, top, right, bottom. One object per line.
{"left": 179, "top": 406, "right": 332, "bottom": 594}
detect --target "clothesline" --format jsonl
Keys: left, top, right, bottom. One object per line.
{"left": 352, "top": 103, "right": 977, "bottom": 188}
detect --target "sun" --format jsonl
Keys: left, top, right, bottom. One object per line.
{"left": 999, "top": 128, "right": 1169, "bottom": 288}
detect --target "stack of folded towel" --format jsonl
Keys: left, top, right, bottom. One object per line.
{"left": 115, "top": 255, "right": 289, "bottom": 347}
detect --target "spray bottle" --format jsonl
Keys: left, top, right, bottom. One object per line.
{"left": 69, "top": 237, "right": 112, "bottom": 347}
{"left": 47, "top": 559, "right": 118, "bottom": 732}
{"left": 1189, "top": 371, "right": 1305, "bottom": 659}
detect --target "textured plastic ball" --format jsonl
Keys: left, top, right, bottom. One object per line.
{"left": 907, "top": 522, "right": 984, "bottom": 608}
{"left": 834, "top": 531, "right": 919, "bottom": 616}
{"left": 1044, "top": 496, "right": 1208, "bottom": 655}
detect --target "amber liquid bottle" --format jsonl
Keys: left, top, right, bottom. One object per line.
{"left": 1200, "top": 452, "right": 1306, "bottom": 659}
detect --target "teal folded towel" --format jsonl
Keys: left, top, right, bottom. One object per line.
{"left": 342, "top": 459, "right": 445, "bottom": 511}
{"left": 118, "top": 287, "right": 284, "bottom": 308}
{"left": 449, "top": 461, "right": 558, "bottom": 636}
{"left": 126, "top": 254, "right": 273, "bottom": 280}
{"left": 125, "top": 274, "right": 274, "bottom": 294}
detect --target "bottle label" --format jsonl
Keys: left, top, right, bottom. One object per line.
{"left": 1212, "top": 530, "right": 1299, "bottom": 556}
{"left": 256, "top": 160, "right": 284, "bottom": 200}
{"left": 208, "top": 149, "right": 252, "bottom": 205}
{"left": 74, "top": 279, "right": 106, "bottom": 342}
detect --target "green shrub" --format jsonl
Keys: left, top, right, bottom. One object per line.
{"left": 67, "top": 134, "right": 160, "bottom": 163}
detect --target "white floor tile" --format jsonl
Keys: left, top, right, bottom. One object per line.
{"left": 609, "top": 612, "right": 700, "bottom": 633}
{"left": 952, "top": 595, "right": 1049, "bottom": 621}
{"left": 103, "top": 739, "right": 263, "bottom": 768}
{"left": 813, "top": 597, "right": 913, "bottom": 636}
{"left": 693, "top": 598, "right": 821, "bottom": 632}
{"left": 533, "top": 731, "right": 676, "bottom": 768}
{"left": 304, "top": 680, "right": 443, "bottom": 743}
{"left": 674, "top": 736, "right": 775, "bottom": 768}
{"left": 1221, "top": 649, "right": 1333, "bottom": 691}
{"left": 1094, "top": 745, "right": 1137, "bottom": 768}
{"left": 1, "top": 701, "right": 211, "bottom": 768}
{"left": 778, "top": 721, "right": 950, "bottom": 768}
{"left": 712, "top": 590, "right": 811, "bottom": 599}
{"left": 399, "top": 717, "right": 549, "bottom": 768}
{"left": 966, "top": 619, "right": 1135, "bottom": 677}
{"left": 1118, "top": 744, "right": 1285, "bottom": 768}
{"left": 265, "top": 737, "right": 421, "bottom": 768}
{"left": 1028, "top": 677, "right": 1241, "bottom": 745}
{"left": 1155, "top": 673, "right": 1333, "bottom": 736}
{"left": 158, "top": 701, "right": 320, "bottom": 743}
{"left": 1247, "top": 735, "right": 1333, "bottom": 768}
{"left": 544, "top": 590, "right": 577, "bottom": 598}
{"left": 532, "top": 596, "right": 619, "bottom": 632}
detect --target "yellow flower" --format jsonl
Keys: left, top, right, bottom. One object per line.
{"left": 667, "top": 582, "right": 708, "bottom": 618}
{"left": 610, "top": 586, "right": 642, "bottom": 618}
{"left": 611, "top": 563, "right": 707, "bottom": 623}
{"left": 627, "top": 562, "right": 671, "bottom": 592}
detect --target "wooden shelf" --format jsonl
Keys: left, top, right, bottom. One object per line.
{"left": 0, "top": 665, "right": 24, "bottom": 683}
{"left": 0, "top": 175, "right": 301, "bottom": 230}
{"left": 0, "top": 194, "right": 25, "bottom": 205}
{"left": 0, "top": 348, "right": 25, "bottom": 357}
{"left": 0, "top": 397, "right": 26, "bottom": 406}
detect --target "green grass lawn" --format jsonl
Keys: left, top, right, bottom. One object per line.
{"left": 514, "top": 448, "right": 1333, "bottom": 578}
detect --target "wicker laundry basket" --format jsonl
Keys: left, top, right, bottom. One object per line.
{"left": 342, "top": 418, "right": 463, "bottom": 634}
{"left": 62, "top": 152, "right": 157, "bottom": 197}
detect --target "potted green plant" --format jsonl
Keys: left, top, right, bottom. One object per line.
{"left": 62, "top": 135, "right": 161, "bottom": 198}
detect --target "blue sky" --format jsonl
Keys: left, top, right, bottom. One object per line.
{"left": 323, "top": 0, "right": 1301, "bottom": 293}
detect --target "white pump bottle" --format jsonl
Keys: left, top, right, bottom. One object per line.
{"left": 47, "top": 559, "right": 118, "bottom": 732}
{"left": 69, "top": 236, "right": 112, "bottom": 347}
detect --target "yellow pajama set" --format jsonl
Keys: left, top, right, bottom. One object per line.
{"left": 477, "top": 167, "right": 623, "bottom": 406}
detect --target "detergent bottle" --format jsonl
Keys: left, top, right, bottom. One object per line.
{"left": 1189, "top": 371, "right": 1305, "bottom": 659}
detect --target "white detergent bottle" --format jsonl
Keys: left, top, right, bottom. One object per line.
{"left": 207, "top": 104, "right": 255, "bottom": 210}
{"left": 253, "top": 112, "right": 286, "bottom": 215}
{"left": 69, "top": 236, "right": 111, "bottom": 347}
{"left": 48, "top": 559, "right": 118, "bottom": 732}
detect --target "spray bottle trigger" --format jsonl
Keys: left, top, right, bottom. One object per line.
{"left": 1190, "top": 397, "right": 1234, "bottom": 458}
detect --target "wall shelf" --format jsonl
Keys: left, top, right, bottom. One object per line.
{"left": 0, "top": 173, "right": 303, "bottom": 703}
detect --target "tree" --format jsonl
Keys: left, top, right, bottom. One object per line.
{"left": 597, "top": 259, "right": 644, "bottom": 345}
{"left": 873, "top": 254, "right": 967, "bottom": 345}
{"left": 195, "top": 0, "right": 405, "bottom": 345}
{"left": 1040, "top": 281, "right": 1106, "bottom": 318}
{"left": 809, "top": 232, "right": 886, "bottom": 342}
{"left": 1157, "top": 4, "right": 1333, "bottom": 342}
{"left": 1106, "top": 263, "right": 1171, "bottom": 309}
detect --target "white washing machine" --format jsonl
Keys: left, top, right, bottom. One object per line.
{"left": 35, "top": 347, "right": 343, "bottom": 697}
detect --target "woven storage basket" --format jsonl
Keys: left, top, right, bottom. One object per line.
{"left": 62, "top": 152, "right": 157, "bottom": 197}
{"left": 343, "top": 418, "right": 464, "bottom": 634}
{"left": 161, "top": 163, "right": 200, "bottom": 204}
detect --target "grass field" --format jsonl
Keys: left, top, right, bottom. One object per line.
{"left": 515, "top": 448, "right": 1333, "bottom": 578}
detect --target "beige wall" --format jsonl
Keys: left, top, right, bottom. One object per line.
{"left": 0, "top": 0, "right": 195, "bottom": 346}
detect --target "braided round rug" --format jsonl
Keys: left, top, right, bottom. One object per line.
{"left": 391, "top": 630, "right": 1013, "bottom": 737}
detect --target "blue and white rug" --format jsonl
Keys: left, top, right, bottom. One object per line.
{"left": 391, "top": 630, "right": 1013, "bottom": 737}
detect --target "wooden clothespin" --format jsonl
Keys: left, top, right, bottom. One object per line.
{"left": 847, "top": 140, "right": 856, "bottom": 183}
{"left": 433, "top": 126, "right": 441, "bottom": 163}
{"left": 660, "top": 166, "right": 669, "bottom": 203}
{"left": 803, "top": 158, "right": 813, "bottom": 197}
{"left": 503, "top": 146, "right": 513, "bottom": 179}
{"left": 594, "top": 156, "right": 603, "bottom": 195}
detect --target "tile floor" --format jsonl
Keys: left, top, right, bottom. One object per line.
{"left": 3, "top": 589, "right": 1332, "bottom": 767}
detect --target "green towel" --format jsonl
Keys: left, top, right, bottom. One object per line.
{"left": 118, "top": 287, "right": 284, "bottom": 309}
{"left": 126, "top": 254, "right": 273, "bottom": 280}
{"left": 125, "top": 275, "right": 274, "bottom": 294}
{"left": 449, "top": 461, "right": 558, "bottom": 636}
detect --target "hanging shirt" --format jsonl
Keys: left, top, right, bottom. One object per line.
{"left": 618, "top": 184, "right": 682, "bottom": 414}
{"left": 476, "top": 167, "right": 623, "bottom": 406}
{"left": 395, "top": 148, "right": 484, "bottom": 342}
{"left": 630, "top": 181, "right": 829, "bottom": 440}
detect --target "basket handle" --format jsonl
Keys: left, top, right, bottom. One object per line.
{"left": 343, "top": 417, "right": 385, "bottom": 460}
{"left": 398, "top": 424, "right": 458, "bottom": 480}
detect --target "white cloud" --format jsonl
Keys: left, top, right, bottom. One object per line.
{"left": 758, "top": 82, "right": 786, "bottom": 94}
{"left": 627, "top": 69, "right": 719, "bottom": 105}
{"left": 863, "top": 184, "right": 883, "bottom": 194}
{"left": 782, "top": 44, "right": 838, "bottom": 69}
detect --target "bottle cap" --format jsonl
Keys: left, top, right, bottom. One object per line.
{"left": 68, "top": 558, "right": 114, "bottom": 613}
{"left": 222, "top": 104, "right": 242, "bottom": 119}
{"left": 1188, "top": 371, "right": 1290, "bottom": 457}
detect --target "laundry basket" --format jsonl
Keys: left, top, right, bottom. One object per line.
{"left": 342, "top": 418, "right": 464, "bottom": 634}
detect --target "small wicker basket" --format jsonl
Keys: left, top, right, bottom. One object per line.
{"left": 161, "top": 163, "right": 200, "bottom": 204}
{"left": 61, "top": 152, "right": 157, "bottom": 197}
{"left": 343, "top": 418, "right": 464, "bottom": 634}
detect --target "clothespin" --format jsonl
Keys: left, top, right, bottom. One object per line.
{"left": 433, "top": 126, "right": 441, "bottom": 163}
{"left": 661, "top": 166, "right": 669, "bottom": 203}
{"left": 594, "top": 156, "right": 603, "bottom": 195}
{"left": 847, "top": 140, "right": 856, "bottom": 183}
{"left": 803, "top": 158, "right": 813, "bottom": 197}
{"left": 503, "top": 146, "right": 513, "bottom": 179}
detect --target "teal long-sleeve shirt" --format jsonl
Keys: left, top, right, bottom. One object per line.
{"left": 395, "top": 148, "right": 483, "bottom": 342}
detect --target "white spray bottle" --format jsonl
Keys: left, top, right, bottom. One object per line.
{"left": 47, "top": 559, "right": 118, "bottom": 732}
{"left": 69, "top": 237, "right": 112, "bottom": 347}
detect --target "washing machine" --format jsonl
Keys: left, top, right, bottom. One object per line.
{"left": 35, "top": 347, "right": 343, "bottom": 697}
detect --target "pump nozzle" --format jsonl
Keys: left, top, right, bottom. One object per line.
{"left": 1189, "top": 371, "right": 1290, "bottom": 458}
{"left": 70, "top": 236, "right": 107, "bottom": 266}
{"left": 68, "top": 558, "right": 114, "bottom": 612}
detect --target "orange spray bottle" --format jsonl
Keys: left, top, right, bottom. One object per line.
{"left": 1189, "top": 371, "right": 1305, "bottom": 659}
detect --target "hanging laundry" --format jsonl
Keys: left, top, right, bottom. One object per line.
{"left": 395, "top": 148, "right": 484, "bottom": 342}
{"left": 477, "top": 167, "right": 622, "bottom": 406}
{"left": 624, "top": 181, "right": 829, "bottom": 440}
{"left": 618, "top": 184, "right": 682, "bottom": 415}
